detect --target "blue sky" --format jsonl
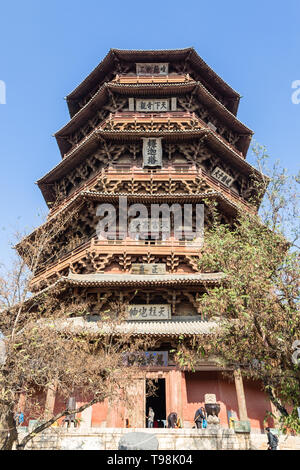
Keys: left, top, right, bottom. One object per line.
{"left": 0, "top": 0, "right": 299, "bottom": 264}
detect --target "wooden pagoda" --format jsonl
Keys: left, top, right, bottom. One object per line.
{"left": 20, "top": 48, "right": 274, "bottom": 430}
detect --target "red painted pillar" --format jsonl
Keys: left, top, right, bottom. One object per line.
{"left": 234, "top": 369, "right": 248, "bottom": 421}
{"left": 167, "top": 369, "right": 183, "bottom": 420}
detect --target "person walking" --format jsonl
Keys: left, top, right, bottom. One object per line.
{"left": 194, "top": 407, "right": 205, "bottom": 429}
{"left": 147, "top": 407, "right": 155, "bottom": 428}
{"left": 266, "top": 427, "right": 279, "bottom": 450}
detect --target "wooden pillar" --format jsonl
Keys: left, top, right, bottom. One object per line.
{"left": 44, "top": 381, "right": 58, "bottom": 421}
{"left": 167, "top": 370, "right": 183, "bottom": 419}
{"left": 233, "top": 368, "right": 248, "bottom": 421}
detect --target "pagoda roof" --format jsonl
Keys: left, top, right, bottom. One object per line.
{"left": 17, "top": 189, "right": 250, "bottom": 259}
{"left": 52, "top": 315, "right": 218, "bottom": 337}
{"left": 34, "top": 190, "right": 253, "bottom": 243}
{"left": 55, "top": 80, "right": 252, "bottom": 158}
{"left": 38, "top": 130, "right": 262, "bottom": 208}
{"left": 66, "top": 48, "right": 240, "bottom": 117}
{"left": 11, "top": 278, "right": 218, "bottom": 338}
{"left": 41, "top": 125, "right": 258, "bottom": 186}
{"left": 93, "top": 128, "right": 255, "bottom": 173}
{"left": 80, "top": 190, "right": 253, "bottom": 214}
{"left": 64, "top": 271, "right": 225, "bottom": 287}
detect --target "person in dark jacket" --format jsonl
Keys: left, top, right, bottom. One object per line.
{"left": 266, "top": 427, "right": 279, "bottom": 450}
{"left": 167, "top": 412, "right": 177, "bottom": 428}
{"left": 194, "top": 407, "right": 205, "bottom": 429}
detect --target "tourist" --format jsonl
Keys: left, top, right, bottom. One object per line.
{"left": 146, "top": 407, "right": 155, "bottom": 428}
{"left": 201, "top": 407, "right": 207, "bottom": 428}
{"left": 15, "top": 411, "right": 24, "bottom": 426}
{"left": 176, "top": 416, "right": 183, "bottom": 428}
{"left": 167, "top": 411, "right": 177, "bottom": 428}
{"left": 194, "top": 407, "right": 205, "bottom": 429}
{"left": 266, "top": 427, "right": 279, "bottom": 450}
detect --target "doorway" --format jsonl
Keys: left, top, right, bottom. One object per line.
{"left": 145, "top": 378, "right": 166, "bottom": 428}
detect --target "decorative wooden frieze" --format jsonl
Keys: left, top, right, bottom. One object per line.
{"left": 166, "top": 252, "right": 180, "bottom": 273}
{"left": 142, "top": 252, "right": 156, "bottom": 265}
{"left": 118, "top": 252, "right": 132, "bottom": 271}
{"left": 65, "top": 94, "right": 127, "bottom": 153}
{"left": 177, "top": 95, "right": 241, "bottom": 150}
{"left": 185, "top": 255, "right": 201, "bottom": 272}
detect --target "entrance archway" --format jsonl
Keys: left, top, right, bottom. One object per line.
{"left": 145, "top": 378, "right": 166, "bottom": 428}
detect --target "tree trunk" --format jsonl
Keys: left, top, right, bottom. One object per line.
{"left": 264, "top": 384, "right": 289, "bottom": 418}
{"left": 0, "top": 407, "right": 18, "bottom": 450}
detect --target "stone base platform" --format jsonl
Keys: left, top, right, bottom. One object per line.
{"left": 17, "top": 427, "right": 300, "bottom": 450}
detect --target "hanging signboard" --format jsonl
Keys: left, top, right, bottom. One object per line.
{"left": 142, "top": 138, "right": 162, "bottom": 167}
{"left": 129, "top": 98, "right": 177, "bottom": 112}
{"left": 130, "top": 219, "right": 170, "bottom": 235}
{"left": 124, "top": 351, "right": 169, "bottom": 367}
{"left": 136, "top": 63, "right": 169, "bottom": 76}
{"left": 211, "top": 166, "right": 234, "bottom": 187}
{"left": 127, "top": 304, "right": 171, "bottom": 321}
{"left": 136, "top": 99, "right": 169, "bottom": 112}
{"left": 131, "top": 263, "right": 166, "bottom": 275}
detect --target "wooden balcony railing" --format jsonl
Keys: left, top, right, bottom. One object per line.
{"left": 32, "top": 236, "right": 202, "bottom": 283}
{"left": 112, "top": 74, "right": 193, "bottom": 84}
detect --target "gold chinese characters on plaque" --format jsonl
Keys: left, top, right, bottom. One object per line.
{"left": 131, "top": 263, "right": 166, "bottom": 275}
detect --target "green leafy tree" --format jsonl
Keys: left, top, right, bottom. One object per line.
{"left": 183, "top": 144, "right": 300, "bottom": 433}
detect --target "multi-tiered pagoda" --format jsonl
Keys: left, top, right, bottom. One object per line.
{"left": 23, "top": 49, "right": 274, "bottom": 430}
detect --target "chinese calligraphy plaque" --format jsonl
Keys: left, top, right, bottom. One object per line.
{"left": 124, "top": 351, "right": 168, "bottom": 367}
{"left": 142, "top": 138, "right": 162, "bottom": 167}
{"left": 136, "top": 99, "right": 169, "bottom": 112}
{"left": 136, "top": 63, "right": 169, "bottom": 75}
{"left": 211, "top": 166, "right": 234, "bottom": 187}
{"left": 131, "top": 263, "right": 166, "bottom": 275}
{"left": 127, "top": 304, "right": 171, "bottom": 321}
